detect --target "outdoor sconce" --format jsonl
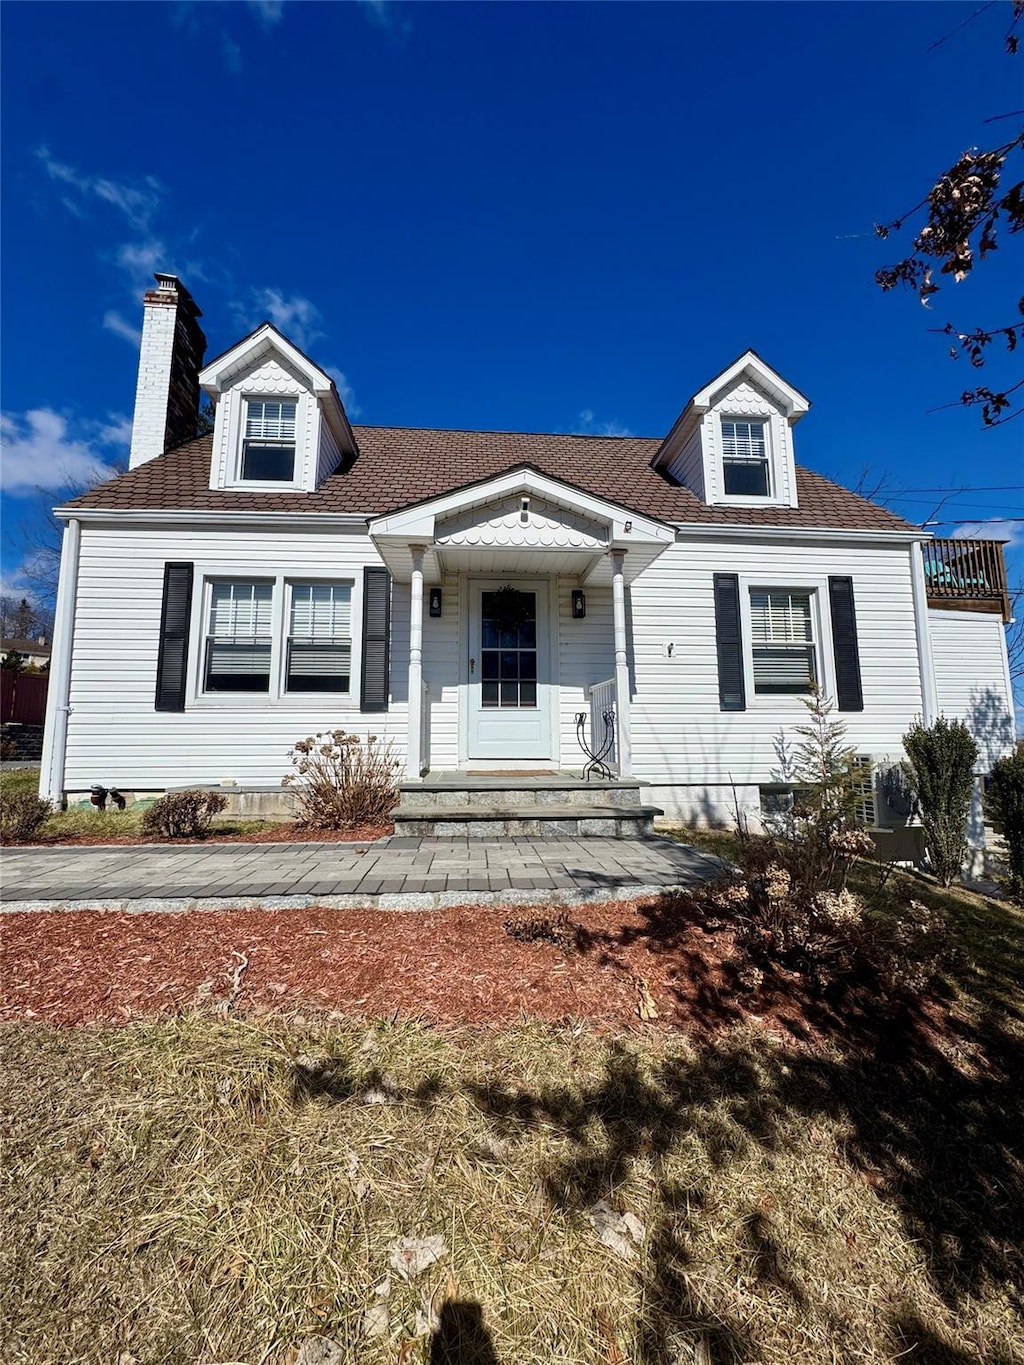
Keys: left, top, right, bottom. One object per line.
{"left": 429, "top": 587, "right": 442, "bottom": 618}
{"left": 571, "top": 589, "right": 586, "bottom": 619}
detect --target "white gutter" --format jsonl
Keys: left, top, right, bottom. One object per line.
{"left": 52, "top": 508, "right": 375, "bottom": 527}
{"left": 673, "top": 523, "right": 927, "bottom": 546}
{"left": 909, "top": 541, "right": 938, "bottom": 725}
{"left": 39, "top": 517, "right": 81, "bottom": 804}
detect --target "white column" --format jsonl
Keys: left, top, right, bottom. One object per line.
{"left": 406, "top": 545, "right": 425, "bottom": 778}
{"left": 39, "top": 517, "right": 81, "bottom": 803}
{"left": 611, "top": 549, "right": 632, "bottom": 777}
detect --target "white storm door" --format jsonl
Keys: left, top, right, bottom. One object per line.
{"left": 467, "top": 580, "right": 553, "bottom": 761}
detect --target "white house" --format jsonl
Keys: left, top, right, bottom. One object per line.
{"left": 41, "top": 275, "right": 1016, "bottom": 841}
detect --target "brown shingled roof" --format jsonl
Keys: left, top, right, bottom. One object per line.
{"left": 67, "top": 426, "right": 917, "bottom": 532}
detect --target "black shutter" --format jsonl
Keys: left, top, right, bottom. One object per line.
{"left": 828, "top": 576, "right": 864, "bottom": 712}
{"left": 360, "top": 567, "right": 391, "bottom": 712}
{"left": 713, "top": 573, "right": 746, "bottom": 711}
{"left": 155, "top": 562, "right": 193, "bottom": 712}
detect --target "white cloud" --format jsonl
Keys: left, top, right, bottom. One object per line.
{"left": 575, "top": 409, "right": 634, "bottom": 438}
{"left": 0, "top": 409, "right": 121, "bottom": 496}
{"left": 241, "top": 288, "right": 323, "bottom": 351}
{"left": 325, "top": 366, "right": 361, "bottom": 417}
{"left": 36, "top": 147, "right": 163, "bottom": 231}
{"left": 114, "top": 239, "right": 169, "bottom": 294}
{"left": 222, "top": 34, "right": 243, "bottom": 73}
{"left": 359, "top": 0, "right": 411, "bottom": 34}
{"left": 951, "top": 519, "right": 1023, "bottom": 548}
{"left": 103, "top": 310, "right": 142, "bottom": 348}
{"left": 248, "top": 0, "right": 284, "bottom": 25}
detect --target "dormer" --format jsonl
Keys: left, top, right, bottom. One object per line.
{"left": 651, "top": 351, "right": 810, "bottom": 510}
{"left": 199, "top": 323, "right": 358, "bottom": 493}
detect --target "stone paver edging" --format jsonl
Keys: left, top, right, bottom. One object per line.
{"left": 0, "top": 835, "right": 724, "bottom": 913}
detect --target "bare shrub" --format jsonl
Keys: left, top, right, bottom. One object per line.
{"left": 0, "top": 789, "right": 52, "bottom": 842}
{"left": 503, "top": 911, "right": 583, "bottom": 951}
{"left": 699, "top": 690, "right": 956, "bottom": 997}
{"left": 141, "top": 790, "right": 228, "bottom": 840}
{"left": 283, "top": 731, "right": 400, "bottom": 830}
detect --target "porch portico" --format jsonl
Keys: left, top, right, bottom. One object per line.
{"left": 368, "top": 467, "right": 675, "bottom": 780}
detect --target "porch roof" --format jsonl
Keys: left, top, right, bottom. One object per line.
{"left": 368, "top": 466, "right": 675, "bottom": 582}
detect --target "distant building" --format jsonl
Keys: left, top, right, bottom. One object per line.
{"left": 1, "top": 636, "right": 51, "bottom": 669}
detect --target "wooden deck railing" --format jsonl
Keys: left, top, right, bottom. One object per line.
{"left": 921, "top": 538, "right": 1011, "bottom": 621}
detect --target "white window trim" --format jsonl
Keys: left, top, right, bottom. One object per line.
{"left": 223, "top": 391, "right": 311, "bottom": 492}
{"left": 738, "top": 575, "right": 836, "bottom": 708}
{"left": 187, "top": 568, "right": 361, "bottom": 710}
{"left": 712, "top": 410, "right": 792, "bottom": 508}
{"left": 715, "top": 414, "right": 775, "bottom": 507}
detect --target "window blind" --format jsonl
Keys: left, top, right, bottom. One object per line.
{"left": 721, "top": 420, "right": 766, "bottom": 461}
{"left": 750, "top": 589, "right": 816, "bottom": 693}
{"left": 286, "top": 583, "right": 352, "bottom": 691}
{"left": 205, "top": 581, "right": 273, "bottom": 690}
{"left": 245, "top": 400, "right": 296, "bottom": 441}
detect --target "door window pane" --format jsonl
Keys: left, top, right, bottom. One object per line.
{"left": 479, "top": 590, "right": 538, "bottom": 707}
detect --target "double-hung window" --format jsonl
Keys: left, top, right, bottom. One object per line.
{"left": 204, "top": 581, "right": 274, "bottom": 692}
{"left": 198, "top": 577, "right": 355, "bottom": 698}
{"left": 286, "top": 583, "right": 353, "bottom": 693}
{"left": 749, "top": 589, "right": 817, "bottom": 694}
{"left": 722, "top": 419, "right": 770, "bottom": 496}
{"left": 242, "top": 399, "right": 297, "bottom": 482}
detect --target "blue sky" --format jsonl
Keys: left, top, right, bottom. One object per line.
{"left": 2, "top": 0, "right": 1021, "bottom": 604}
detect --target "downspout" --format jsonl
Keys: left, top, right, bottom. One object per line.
{"left": 39, "top": 517, "right": 81, "bottom": 804}
{"left": 909, "top": 540, "right": 937, "bottom": 726}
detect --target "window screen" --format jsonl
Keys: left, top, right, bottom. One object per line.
{"left": 722, "top": 419, "right": 770, "bottom": 496}
{"left": 242, "top": 399, "right": 297, "bottom": 481}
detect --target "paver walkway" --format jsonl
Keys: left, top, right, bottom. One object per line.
{"left": 0, "top": 835, "right": 724, "bottom": 911}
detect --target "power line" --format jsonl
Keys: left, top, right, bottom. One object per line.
{"left": 886, "top": 485, "right": 1024, "bottom": 495}
{"left": 926, "top": 516, "right": 1024, "bottom": 526}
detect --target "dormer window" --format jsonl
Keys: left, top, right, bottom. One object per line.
{"left": 721, "top": 420, "right": 769, "bottom": 497}
{"left": 242, "top": 399, "right": 297, "bottom": 482}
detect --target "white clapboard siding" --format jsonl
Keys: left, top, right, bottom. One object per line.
{"left": 556, "top": 580, "right": 615, "bottom": 767}
{"left": 664, "top": 421, "right": 705, "bottom": 498}
{"left": 627, "top": 537, "right": 924, "bottom": 798}
{"left": 419, "top": 574, "right": 461, "bottom": 770}
{"left": 64, "top": 525, "right": 408, "bottom": 790}
{"left": 928, "top": 608, "right": 1015, "bottom": 770}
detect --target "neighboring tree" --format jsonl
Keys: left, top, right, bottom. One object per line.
{"left": 197, "top": 397, "right": 216, "bottom": 436}
{"left": 0, "top": 596, "right": 47, "bottom": 641}
{"left": 875, "top": 2, "right": 1023, "bottom": 424}
{"left": 15, "top": 461, "right": 125, "bottom": 611}
{"left": 1, "top": 648, "right": 26, "bottom": 674}
{"left": 903, "top": 717, "right": 980, "bottom": 886}
{"left": 987, "top": 740, "right": 1024, "bottom": 899}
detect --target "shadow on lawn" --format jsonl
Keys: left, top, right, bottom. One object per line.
{"left": 468, "top": 887, "right": 1024, "bottom": 1362}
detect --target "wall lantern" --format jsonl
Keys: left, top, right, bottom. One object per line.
{"left": 571, "top": 589, "right": 586, "bottom": 619}
{"left": 429, "top": 587, "right": 443, "bottom": 618}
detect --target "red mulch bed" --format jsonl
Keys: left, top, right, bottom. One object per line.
{"left": 10, "top": 822, "right": 392, "bottom": 848}
{"left": 1, "top": 898, "right": 758, "bottom": 1032}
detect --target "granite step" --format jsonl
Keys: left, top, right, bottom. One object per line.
{"left": 398, "top": 776, "right": 643, "bottom": 809}
{"left": 391, "top": 802, "right": 663, "bottom": 839}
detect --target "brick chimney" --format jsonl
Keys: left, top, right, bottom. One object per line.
{"left": 128, "top": 274, "right": 207, "bottom": 469}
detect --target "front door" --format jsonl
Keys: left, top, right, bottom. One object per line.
{"left": 467, "top": 580, "right": 553, "bottom": 762}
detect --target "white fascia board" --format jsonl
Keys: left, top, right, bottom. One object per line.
{"left": 368, "top": 467, "right": 675, "bottom": 544}
{"left": 692, "top": 350, "right": 811, "bottom": 420}
{"left": 672, "top": 522, "right": 928, "bottom": 546}
{"left": 649, "top": 401, "right": 700, "bottom": 470}
{"left": 200, "top": 324, "right": 330, "bottom": 393}
{"left": 52, "top": 507, "right": 373, "bottom": 529}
